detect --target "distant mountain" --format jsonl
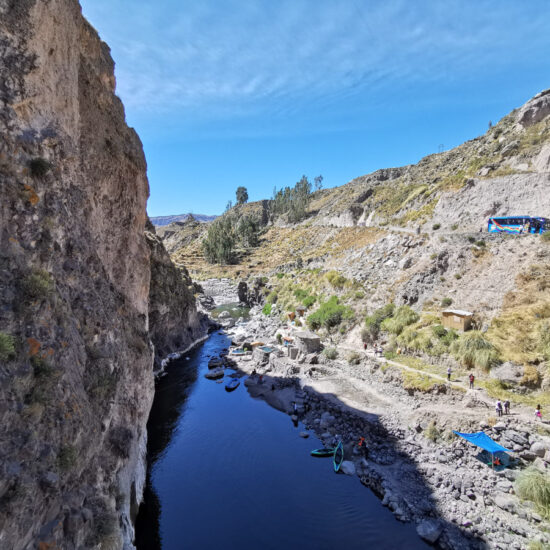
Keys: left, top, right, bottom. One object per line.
{"left": 150, "top": 213, "right": 217, "bottom": 226}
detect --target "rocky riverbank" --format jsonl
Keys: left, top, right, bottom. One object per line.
{"left": 216, "top": 306, "right": 550, "bottom": 550}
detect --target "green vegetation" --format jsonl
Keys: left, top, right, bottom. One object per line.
{"left": 380, "top": 305, "right": 419, "bottom": 335}
{"left": 266, "top": 291, "right": 278, "bottom": 304}
{"left": 347, "top": 351, "right": 361, "bottom": 365}
{"left": 29, "top": 157, "right": 52, "bottom": 178}
{"left": 236, "top": 186, "right": 248, "bottom": 205}
{"left": 302, "top": 295, "right": 316, "bottom": 308}
{"left": 202, "top": 212, "right": 260, "bottom": 264}
{"left": 270, "top": 175, "right": 312, "bottom": 223}
{"left": 364, "top": 303, "right": 395, "bottom": 342}
{"left": 451, "top": 331, "right": 499, "bottom": 370}
{"left": 262, "top": 303, "right": 272, "bottom": 315}
{"left": 276, "top": 333, "right": 282, "bottom": 344}
{"left": 0, "top": 333, "right": 15, "bottom": 361}
{"left": 323, "top": 347, "right": 338, "bottom": 360}
{"left": 20, "top": 269, "right": 53, "bottom": 300}
{"left": 325, "top": 270, "right": 348, "bottom": 288}
{"left": 57, "top": 445, "right": 77, "bottom": 472}
{"left": 515, "top": 468, "right": 550, "bottom": 519}
{"left": 441, "top": 297, "right": 453, "bottom": 307}
{"left": 307, "top": 296, "right": 354, "bottom": 330}
{"left": 424, "top": 420, "right": 442, "bottom": 442}
{"left": 276, "top": 272, "right": 285, "bottom": 279}
{"left": 542, "top": 231, "right": 550, "bottom": 243}
{"left": 432, "top": 223, "right": 441, "bottom": 230}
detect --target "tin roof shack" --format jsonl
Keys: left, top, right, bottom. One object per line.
{"left": 442, "top": 309, "right": 473, "bottom": 332}
{"left": 295, "top": 331, "right": 321, "bottom": 354}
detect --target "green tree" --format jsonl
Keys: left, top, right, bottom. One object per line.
{"left": 202, "top": 215, "right": 236, "bottom": 264}
{"left": 314, "top": 175, "right": 323, "bottom": 191}
{"left": 236, "top": 186, "right": 248, "bottom": 205}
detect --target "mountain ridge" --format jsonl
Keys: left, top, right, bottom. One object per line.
{"left": 150, "top": 212, "right": 217, "bottom": 226}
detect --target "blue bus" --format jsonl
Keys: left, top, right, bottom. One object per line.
{"left": 487, "top": 216, "right": 550, "bottom": 234}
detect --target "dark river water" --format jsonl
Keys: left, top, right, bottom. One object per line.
{"left": 135, "top": 331, "right": 427, "bottom": 550}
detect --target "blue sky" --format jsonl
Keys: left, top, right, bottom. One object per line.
{"left": 80, "top": 0, "right": 550, "bottom": 217}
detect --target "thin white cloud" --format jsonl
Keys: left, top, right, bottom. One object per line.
{"left": 81, "top": 0, "right": 550, "bottom": 119}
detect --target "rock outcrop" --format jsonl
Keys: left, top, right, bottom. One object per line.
{"left": 0, "top": 2, "right": 204, "bottom": 548}
{"left": 146, "top": 220, "right": 208, "bottom": 370}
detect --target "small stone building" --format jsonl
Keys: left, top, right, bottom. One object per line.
{"left": 294, "top": 331, "right": 321, "bottom": 354}
{"left": 442, "top": 309, "right": 473, "bottom": 332}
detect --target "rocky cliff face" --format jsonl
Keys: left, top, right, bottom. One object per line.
{"left": 0, "top": 2, "right": 203, "bottom": 548}
{"left": 146, "top": 220, "right": 208, "bottom": 370}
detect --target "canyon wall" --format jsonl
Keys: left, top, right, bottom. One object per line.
{"left": 0, "top": 1, "right": 204, "bottom": 548}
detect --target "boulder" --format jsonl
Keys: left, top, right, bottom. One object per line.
{"left": 530, "top": 441, "right": 548, "bottom": 458}
{"left": 204, "top": 368, "right": 224, "bottom": 380}
{"left": 340, "top": 461, "right": 356, "bottom": 476}
{"left": 489, "top": 362, "right": 523, "bottom": 386}
{"left": 299, "top": 432, "right": 309, "bottom": 438}
{"left": 494, "top": 493, "right": 517, "bottom": 513}
{"left": 416, "top": 520, "right": 443, "bottom": 544}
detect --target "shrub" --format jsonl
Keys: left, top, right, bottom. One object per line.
{"left": 29, "top": 157, "right": 52, "bottom": 178}
{"left": 541, "top": 231, "right": 550, "bottom": 243}
{"left": 515, "top": 467, "right": 550, "bottom": 519}
{"left": 266, "top": 291, "right": 278, "bottom": 304}
{"left": 20, "top": 269, "right": 53, "bottom": 300}
{"left": 451, "top": 331, "right": 499, "bottom": 370}
{"left": 293, "top": 288, "right": 308, "bottom": 300}
{"left": 364, "top": 303, "right": 395, "bottom": 341}
{"left": 441, "top": 297, "right": 453, "bottom": 307}
{"left": 323, "top": 347, "right": 338, "bottom": 360}
{"left": 521, "top": 365, "right": 541, "bottom": 388}
{"left": 0, "top": 333, "right": 15, "bottom": 361}
{"left": 354, "top": 291, "right": 365, "bottom": 300}
{"left": 380, "top": 305, "right": 419, "bottom": 335}
{"left": 325, "top": 270, "right": 348, "bottom": 288}
{"left": 276, "top": 333, "right": 282, "bottom": 344}
{"left": 347, "top": 351, "right": 361, "bottom": 365}
{"left": 454, "top": 273, "right": 462, "bottom": 280}
{"left": 307, "top": 296, "right": 353, "bottom": 330}
{"left": 57, "top": 445, "right": 77, "bottom": 472}
{"left": 262, "top": 303, "right": 272, "bottom": 316}
{"left": 468, "top": 236, "right": 476, "bottom": 243}
{"left": 424, "top": 420, "right": 441, "bottom": 442}
{"left": 475, "top": 240, "right": 486, "bottom": 248}
{"left": 432, "top": 324, "right": 447, "bottom": 338}
{"left": 432, "top": 223, "right": 441, "bottom": 230}
{"left": 451, "top": 224, "right": 458, "bottom": 231}
{"left": 302, "top": 295, "right": 316, "bottom": 308}
{"left": 430, "top": 253, "right": 437, "bottom": 260}
{"left": 538, "top": 321, "right": 550, "bottom": 361}
{"left": 276, "top": 272, "right": 285, "bottom": 279}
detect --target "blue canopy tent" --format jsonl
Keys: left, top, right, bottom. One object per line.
{"left": 453, "top": 431, "right": 512, "bottom": 469}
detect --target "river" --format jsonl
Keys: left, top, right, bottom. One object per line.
{"left": 135, "top": 331, "right": 428, "bottom": 549}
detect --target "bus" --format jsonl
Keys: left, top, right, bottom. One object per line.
{"left": 487, "top": 216, "right": 550, "bottom": 234}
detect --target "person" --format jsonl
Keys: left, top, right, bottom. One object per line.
{"left": 469, "top": 373, "right": 475, "bottom": 389}
{"left": 447, "top": 367, "right": 452, "bottom": 381}
{"left": 363, "top": 342, "right": 367, "bottom": 351}
{"left": 535, "top": 404, "right": 542, "bottom": 421}
{"left": 496, "top": 400, "right": 503, "bottom": 417}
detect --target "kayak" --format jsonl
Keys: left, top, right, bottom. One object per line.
{"left": 225, "top": 378, "right": 240, "bottom": 392}
{"left": 333, "top": 441, "right": 344, "bottom": 472}
{"left": 310, "top": 448, "right": 335, "bottom": 458}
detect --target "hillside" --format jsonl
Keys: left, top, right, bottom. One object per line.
{"left": 160, "top": 89, "right": 550, "bottom": 399}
